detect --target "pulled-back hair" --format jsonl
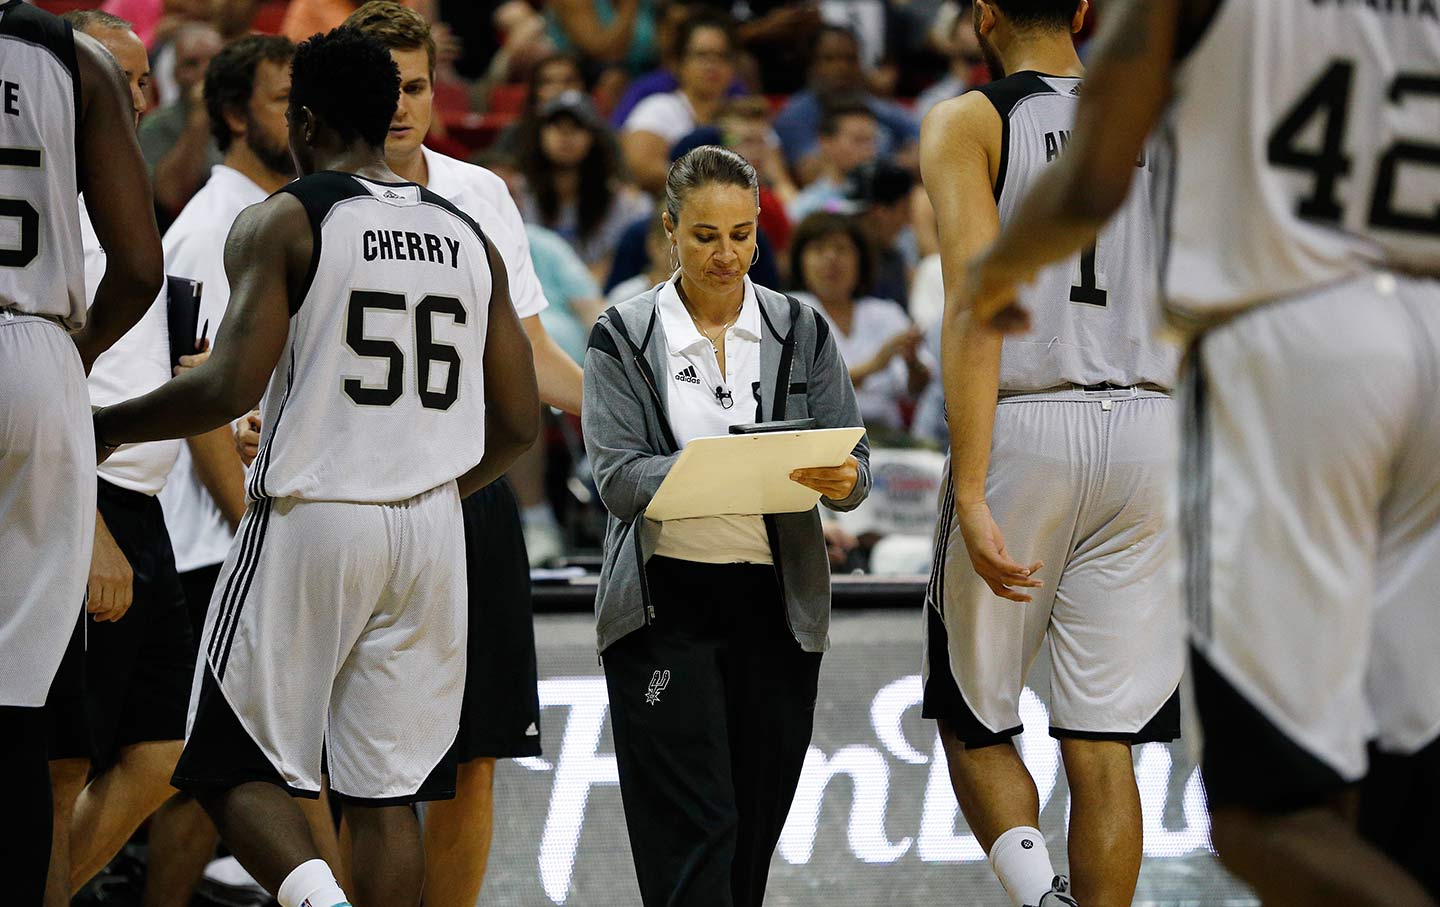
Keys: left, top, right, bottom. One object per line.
{"left": 992, "top": 0, "right": 1081, "bottom": 29}
{"left": 343, "top": 1, "right": 437, "bottom": 75}
{"left": 289, "top": 27, "right": 398, "bottom": 151}
{"left": 205, "top": 35, "right": 295, "bottom": 152}
{"left": 664, "top": 145, "right": 758, "bottom": 225}
{"left": 60, "top": 9, "right": 131, "bottom": 33}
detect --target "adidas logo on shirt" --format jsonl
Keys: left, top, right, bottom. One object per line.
{"left": 382, "top": 190, "right": 402, "bottom": 199}
{"left": 674, "top": 365, "right": 701, "bottom": 384}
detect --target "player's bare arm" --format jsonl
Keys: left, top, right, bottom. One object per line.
{"left": 457, "top": 238, "right": 540, "bottom": 498}
{"left": 69, "top": 30, "right": 164, "bottom": 372}
{"left": 969, "top": 0, "right": 1183, "bottom": 329}
{"left": 95, "top": 195, "right": 307, "bottom": 447}
{"left": 923, "top": 92, "right": 1043, "bottom": 602}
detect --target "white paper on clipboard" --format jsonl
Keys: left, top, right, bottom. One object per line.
{"left": 644, "top": 427, "right": 866, "bottom": 522}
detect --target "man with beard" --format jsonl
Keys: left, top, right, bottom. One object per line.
{"left": 144, "top": 35, "right": 347, "bottom": 907}
{"left": 920, "top": 2, "right": 1179, "bottom": 906}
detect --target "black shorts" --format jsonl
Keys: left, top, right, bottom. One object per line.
{"left": 453, "top": 478, "right": 542, "bottom": 762}
{"left": 1360, "top": 735, "right": 1440, "bottom": 898}
{"left": 173, "top": 667, "right": 458, "bottom": 806}
{"left": 45, "top": 611, "right": 89, "bottom": 762}
{"left": 1191, "top": 644, "right": 1351, "bottom": 812}
{"left": 178, "top": 561, "right": 224, "bottom": 641}
{"left": 48, "top": 480, "right": 194, "bottom": 768}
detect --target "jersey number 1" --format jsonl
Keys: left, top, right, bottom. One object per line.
{"left": 0, "top": 148, "right": 42, "bottom": 268}
{"left": 344, "top": 290, "right": 466, "bottom": 411}
{"left": 1070, "top": 243, "right": 1107, "bottom": 307}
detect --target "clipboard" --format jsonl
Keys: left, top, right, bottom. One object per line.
{"left": 644, "top": 426, "right": 866, "bottom": 522}
{"left": 165, "top": 276, "right": 203, "bottom": 369}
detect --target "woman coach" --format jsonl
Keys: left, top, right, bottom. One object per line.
{"left": 582, "top": 145, "right": 871, "bottom": 907}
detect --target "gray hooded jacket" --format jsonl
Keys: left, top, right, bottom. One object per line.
{"left": 582, "top": 281, "right": 871, "bottom": 655}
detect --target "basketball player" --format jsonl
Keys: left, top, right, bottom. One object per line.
{"left": 951, "top": 2, "right": 1440, "bottom": 906}
{"left": 142, "top": 35, "right": 350, "bottom": 907}
{"left": 921, "top": 3, "right": 1180, "bottom": 906}
{"left": 236, "top": 7, "right": 585, "bottom": 904}
{"left": 0, "top": 1, "right": 162, "bottom": 901}
{"left": 93, "top": 27, "right": 539, "bottom": 907}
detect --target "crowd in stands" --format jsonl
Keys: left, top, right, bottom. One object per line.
{"left": 46, "top": 0, "right": 1022, "bottom": 573}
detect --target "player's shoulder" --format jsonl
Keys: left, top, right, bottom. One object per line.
{"left": 970, "top": 71, "right": 1069, "bottom": 119}
{"left": 920, "top": 87, "right": 1004, "bottom": 156}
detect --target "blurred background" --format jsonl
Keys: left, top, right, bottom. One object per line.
{"left": 35, "top": 0, "right": 1254, "bottom": 902}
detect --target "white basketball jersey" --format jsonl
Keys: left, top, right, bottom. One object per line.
{"left": 980, "top": 72, "right": 1176, "bottom": 392}
{"left": 246, "top": 173, "right": 493, "bottom": 504}
{"left": 0, "top": 0, "right": 84, "bottom": 328}
{"left": 1165, "top": 1, "right": 1440, "bottom": 326}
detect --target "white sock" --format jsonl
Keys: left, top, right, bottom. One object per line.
{"left": 988, "top": 826, "right": 1056, "bottom": 907}
{"left": 277, "top": 859, "right": 350, "bottom": 907}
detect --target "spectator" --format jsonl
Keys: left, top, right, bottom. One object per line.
{"left": 621, "top": 12, "right": 738, "bottom": 193}
{"left": 545, "top": 0, "right": 657, "bottom": 74}
{"left": 789, "top": 213, "right": 930, "bottom": 435}
{"left": 517, "top": 90, "right": 653, "bottom": 281}
{"left": 606, "top": 214, "right": 671, "bottom": 308}
{"left": 786, "top": 100, "right": 877, "bottom": 223}
{"left": 915, "top": 1, "right": 984, "bottom": 119}
{"left": 843, "top": 158, "right": 917, "bottom": 306}
{"left": 138, "top": 21, "right": 222, "bottom": 225}
{"left": 491, "top": 52, "right": 586, "bottom": 156}
{"left": 608, "top": 3, "right": 749, "bottom": 127}
{"left": 772, "top": 24, "right": 918, "bottom": 174}
{"left": 671, "top": 98, "right": 796, "bottom": 254}
{"left": 101, "top": 0, "right": 206, "bottom": 47}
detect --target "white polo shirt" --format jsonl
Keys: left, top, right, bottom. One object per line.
{"left": 80, "top": 197, "right": 182, "bottom": 497}
{"left": 157, "top": 165, "right": 271, "bottom": 573}
{"left": 652, "top": 275, "right": 772, "bottom": 565}
{"left": 422, "top": 146, "right": 548, "bottom": 321}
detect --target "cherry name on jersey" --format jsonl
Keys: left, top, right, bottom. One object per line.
{"left": 361, "top": 228, "right": 462, "bottom": 268}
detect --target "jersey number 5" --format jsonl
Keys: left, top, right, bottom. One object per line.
{"left": 343, "top": 290, "right": 466, "bottom": 411}
{"left": 0, "top": 148, "right": 42, "bottom": 268}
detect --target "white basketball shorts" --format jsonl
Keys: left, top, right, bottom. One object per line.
{"left": 172, "top": 481, "right": 467, "bottom": 803}
{"left": 923, "top": 387, "right": 1185, "bottom": 744}
{"left": 0, "top": 313, "right": 94, "bottom": 708}
{"left": 1184, "top": 273, "right": 1440, "bottom": 809}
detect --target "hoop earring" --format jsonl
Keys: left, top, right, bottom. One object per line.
{"left": 670, "top": 244, "right": 679, "bottom": 273}
{"left": 750, "top": 245, "right": 760, "bottom": 267}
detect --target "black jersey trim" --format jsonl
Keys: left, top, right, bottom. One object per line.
{"left": 0, "top": 2, "right": 82, "bottom": 181}
{"left": 973, "top": 72, "right": 1061, "bottom": 202}
{"left": 275, "top": 171, "right": 373, "bottom": 315}
{"left": 1175, "top": 0, "right": 1226, "bottom": 64}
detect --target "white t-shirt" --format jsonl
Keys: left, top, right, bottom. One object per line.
{"left": 423, "top": 146, "right": 548, "bottom": 320}
{"left": 796, "top": 292, "right": 926, "bottom": 431}
{"left": 622, "top": 92, "right": 699, "bottom": 147}
{"left": 652, "top": 275, "right": 773, "bottom": 565}
{"left": 158, "top": 165, "right": 271, "bottom": 573}
{"left": 81, "top": 197, "right": 182, "bottom": 496}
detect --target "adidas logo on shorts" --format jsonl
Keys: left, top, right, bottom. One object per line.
{"left": 674, "top": 365, "right": 701, "bottom": 385}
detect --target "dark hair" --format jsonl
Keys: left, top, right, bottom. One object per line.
{"left": 664, "top": 145, "right": 757, "bottom": 225}
{"left": 519, "top": 106, "right": 621, "bottom": 245}
{"left": 675, "top": 10, "right": 737, "bottom": 60}
{"left": 344, "top": 1, "right": 437, "bottom": 75}
{"left": 789, "top": 212, "right": 874, "bottom": 298}
{"left": 289, "top": 27, "right": 399, "bottom": 151}
{"left": 204, "top": 35, "right": 295, "bottom": 152}
{"left": 818, "top": 97, "right": 876, "bottom": 137}
{"left": 523, "top": 53, "right": 585, "bottom": 117}
{"left": 992, "top": 0, "right": 1081, "bottom": 29}
{"left": 61, "top": 10, "right": 132, "bottom": 33}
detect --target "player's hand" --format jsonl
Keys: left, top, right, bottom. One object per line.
{"left": 234, "top": 410, "right": 262, "bottom": 467}
{"left": 956, "top": 499, "right": 1043, "bottom": 603}
{"left": 175, "top": 339, "right": 210, "bottom": 376}
{"left": 88, "top": 514, "right": 134, "bottom": 622}
{"left": 790, "top": 455, "right": 859, "bottom": 500}
{"left": 966, "top": 258, "right": 1031, "bottom": 334}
